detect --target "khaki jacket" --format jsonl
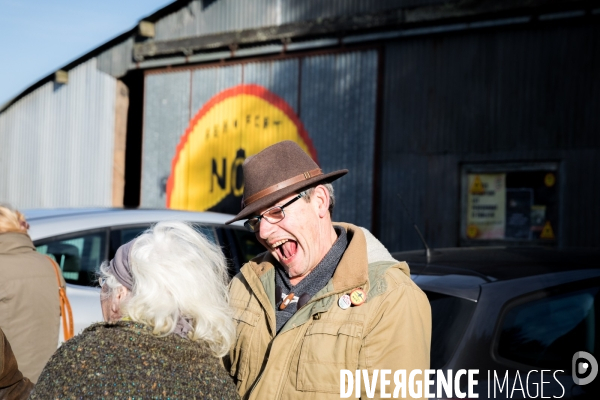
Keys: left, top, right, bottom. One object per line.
{"left": 225, "top": 223, "right": 431, "bottom": 400}
{"left": 0, "top": 232, "right": 62, "bottom": 383}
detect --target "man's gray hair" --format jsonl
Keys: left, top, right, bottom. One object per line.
{"left": 303, "top": 183, "right": 335, "bottom": 215}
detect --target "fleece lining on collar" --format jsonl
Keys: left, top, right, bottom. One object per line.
{"left": 242, "top": 223, "right": 410, "bottom": 311}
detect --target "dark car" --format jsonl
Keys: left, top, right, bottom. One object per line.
{"left": 393, "top": 246, "right": 600, "bottom": 399}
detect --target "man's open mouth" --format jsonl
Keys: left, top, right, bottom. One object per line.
{"left": 272, "top": 239, "right": 298, "bottom": 261}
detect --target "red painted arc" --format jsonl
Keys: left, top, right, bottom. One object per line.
{"left": 166, "top": 84, "right": 318, "bottom": 208}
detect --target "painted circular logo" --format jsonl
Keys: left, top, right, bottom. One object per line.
{"left": 167, "top": 84, "right": 317, "bottom": 212}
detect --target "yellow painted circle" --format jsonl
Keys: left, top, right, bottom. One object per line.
{"left": 167, "top": 85, "right": 316, "bottom": 211}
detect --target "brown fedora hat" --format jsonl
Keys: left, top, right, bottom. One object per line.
{"left": 225, "top": 141, "right": 347, "bottom": 224}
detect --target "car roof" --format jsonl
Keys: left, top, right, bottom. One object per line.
{"left": 24, "top": 208, "right": 244, "bottom": 241}
{"left": 23, "top": 208, "right": 114, "bottom": 220}
{"left": 395, "top": 246, "right": 600, "bottom": 302}
{"left": 395, "top": 246, "right": 600, "bottom": 282}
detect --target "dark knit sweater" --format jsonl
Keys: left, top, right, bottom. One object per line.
{"left": 29, "top": 321, "right": 238, "bottom": 399}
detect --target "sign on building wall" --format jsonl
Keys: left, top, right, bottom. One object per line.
{"left": 142, "top": 50, "right": 378, "bottom": 228}
{"left": 167, "top": 84, "right": 316, "bottom": 212}
{"left": 466, "top": 174, "right": 506, "bottom": 239}
{"left": 461, "top": 163, "right": 558, "bottom": 243}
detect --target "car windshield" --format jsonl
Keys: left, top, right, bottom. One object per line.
{"left": 425, "top": 290, "right": 477, "bottom": 369}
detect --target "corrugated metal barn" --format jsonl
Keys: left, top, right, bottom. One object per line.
{"left": 1, "top": 0, "right": 599, "bottom": 251}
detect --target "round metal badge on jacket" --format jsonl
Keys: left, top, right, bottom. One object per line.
{"left": 338, "top": 294, "right": 351, "bottom": 310}
{"left": 350, "top": 289, "right": 366, "bottom": 306}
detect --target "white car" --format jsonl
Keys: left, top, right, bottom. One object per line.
{"left": 25, "top": 208, "right": 262, "bottom": 342}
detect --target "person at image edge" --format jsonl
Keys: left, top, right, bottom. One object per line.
{"left": 223, "top": 140, "right": 432, "bottom": 399}
{"left": 0, "top": 205, "right": 64, "bottom": 384}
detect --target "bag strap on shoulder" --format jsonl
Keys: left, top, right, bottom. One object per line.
{"left": 45, "top": 256, "right": 75, "bottom": 341}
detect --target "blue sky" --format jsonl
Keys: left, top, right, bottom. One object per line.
{"left": 0, "top": 0, "right": 173, "bottom": 106}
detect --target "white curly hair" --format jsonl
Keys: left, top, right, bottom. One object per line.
{"left": 99, "top": 220, "right": 235, "bottom": 357}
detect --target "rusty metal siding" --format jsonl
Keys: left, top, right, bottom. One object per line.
{"left": 0, "top": 58, "right": 117, "bottom": 208}
{"left": 141, "top": 50, "right": 378, "bottom": 228}
{"left": 379, "top": 22, "right": 600, "bottom": 251}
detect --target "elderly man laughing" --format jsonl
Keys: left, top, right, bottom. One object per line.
{"left": 224, "top": 141, "right": 431, "bottom": 400}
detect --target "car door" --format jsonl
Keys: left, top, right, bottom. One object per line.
{"left": 492, "top": 277, "right": 600, "bottom": 399}
{"left": 216, "top": 226, "right": 264, "bottom": 277}
{"left": 34, "top": 229, "right": 109, "bottom": 339}
{"left": 35, "top": 228, "right": 109, "bottom": 287}
{"left": 452, "top": 272, "right": 600, "bottom": 399}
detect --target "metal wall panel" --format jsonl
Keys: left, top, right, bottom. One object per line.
{"left": 379, "top": 22, "right": 600, "bottom": 251}
{"left": 97, "top": 37, "right": 134, "bottom": 78}
{"left": 562, "top": 149, "right": 600, "bottom": 247}
{"left": 142, "top": 70, "right": 192, "bottom": 208}
{"left": 0, "top": 58, "right": 117, "bottom": 208}
{"left": 155, "top": 0, "right": 278, "bottom": 41}
{"left": 244, "top": 59, "right": 299, "bottom": 111}
{"left": 191, "top": 65, "right": 243, "bottom": 113}
{"left": 154, "top": 0, "right": 444, "bottom": 41}
{"left": 300, "top": 51, "right": 378, "bottom": 228}
{"left": 141, "top": 50, "right": 378, "bottom": 228}
{"left": 278, "top": 0, "right": 442, "bottom": 25}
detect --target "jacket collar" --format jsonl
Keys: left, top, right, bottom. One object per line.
{"left": 243, "top": 223, "right": 370, "bottom": 296}
{"left": 329, "top": 223, "right": 369, "bottom": 292}
{"left": 0, "top": 232, "right": 35, "bottom": 255}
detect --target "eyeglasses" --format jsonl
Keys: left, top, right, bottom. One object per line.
{"left": 244, "top": 192, "right": 305, "bottom": 232}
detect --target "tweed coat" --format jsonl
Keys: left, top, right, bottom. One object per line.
{"left": 224, "top": 223, "right": 432, "bottom": 400}
{"left": 0, "top": 232, "right": 62, "bottom": 383}
{"left": 30, "top": 321, "right": 239, "bottom": 399}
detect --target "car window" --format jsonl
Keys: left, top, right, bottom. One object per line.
{"left": 230, "top": 228, "right": 264, "bottom": 263}
{"left": 191, "top": 224, "right": 218, "bottom": 244}
{"left": 497, "top": 285, "right": 599, "bottom": 370}
{"left": 109, "top": 224, "right": 217, "bottom": 260}
{"left": 36, "top": 230, "right": 107, "bottom": 287}
{"left": 425, "top": 290, "right": 477, "bottom": 369}
{"left": 217, "top": 227, "right": 263, "bottom": 277}
{"left": 118, "top": 227, "right": 148, "bottom": 245}
{"left": 109, "top": 226, "right": 149, "bottom": 260}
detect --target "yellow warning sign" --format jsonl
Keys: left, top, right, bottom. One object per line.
{"left": 544, "top": 173, "right": 556, "bottom": 188}
{"left": 466, "top": 174, "right": 506, "bottom": 239}
{"left": 540, "top": 221, "right": 555, "bottom": 239}
{"left": 470, "top": 175, "right": 485, "bottom": 195}
{"left": 466, "top": 224, "right": 479, "bottom": 239}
